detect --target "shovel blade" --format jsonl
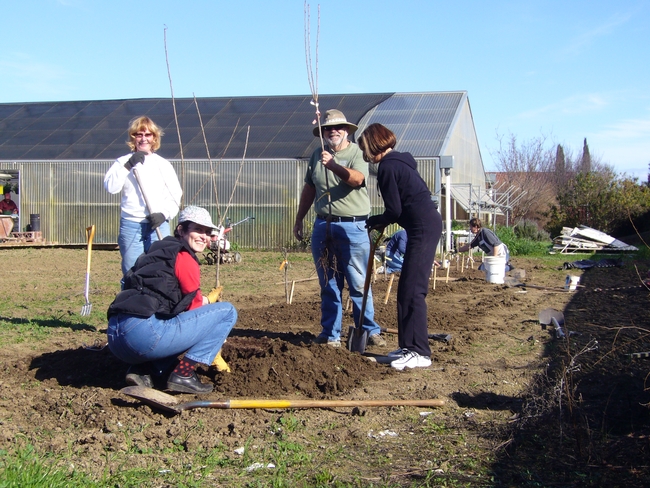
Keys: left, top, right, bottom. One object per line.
{"left": 347, "top": 325, "right": 369, "bottom": 353}
{"left": 121, "top": 386, "right": 182, "bottom": 414}
{"left": 538, "top": 308, "right": 564, "bottom": 327}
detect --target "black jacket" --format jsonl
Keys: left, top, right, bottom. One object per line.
{"left": 366, "top": 150, "right": 436, "bottom": 230}
{"left": 107, "top": 237, "right": 199, "bottom": 319}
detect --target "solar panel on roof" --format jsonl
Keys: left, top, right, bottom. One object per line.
{"left": 0, "top": 92, "right": 473, "bottom": 160}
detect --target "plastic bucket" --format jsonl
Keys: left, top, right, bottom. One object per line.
{"left": 483, "top": 256, "right": 506, "bottom": 284}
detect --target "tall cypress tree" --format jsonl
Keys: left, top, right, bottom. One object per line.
{"left": 580, "top": 138, "right": 591, "bottom": 173}
{"left": 555, "top": 144, "right": 566, "bottom": 173}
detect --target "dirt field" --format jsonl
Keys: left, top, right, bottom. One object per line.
{"left": 0, "top": 246, "right": 649, "bottom": 486}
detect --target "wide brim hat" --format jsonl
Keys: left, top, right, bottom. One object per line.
{"left": 313, "top": 109, "right": 358, "bottom": 137}
{"left": 178, "top": 206, "right": 219, "bottom": 231}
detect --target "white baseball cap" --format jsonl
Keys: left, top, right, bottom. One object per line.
{"left": 178, "top": 206, "right": 219, "bottom": 231}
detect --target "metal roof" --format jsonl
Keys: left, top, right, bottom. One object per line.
{"left": 357, "top": 91, "right": 467, "bottom": 157}
{"left": 0, "top": 92, "right": 468, "bottom": 161}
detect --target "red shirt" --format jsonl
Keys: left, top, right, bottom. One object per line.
{"left": 0, "top": 199, "right": 18, "bottom": 214}
{"left": 174, "top": 250, "right": 204, "bottom": 311}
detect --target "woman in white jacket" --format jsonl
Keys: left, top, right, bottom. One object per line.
{"left": 104, "top": 116, "right": 182, "bottom": 277}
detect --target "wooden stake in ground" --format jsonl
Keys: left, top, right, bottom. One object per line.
{"left": 383, "top": 274, "right": 395, "bottom": 304}
{"left": 280, "top": 250, "right": 290, "bottom": 304}
{"left": 433, "top": 260, "right": 437, "bottom": 290}
{"left": 289, "top": 281, "right": 296, "bottom": 305}
{"left": 445, "top": 253, "right": 451, "bottom": 283}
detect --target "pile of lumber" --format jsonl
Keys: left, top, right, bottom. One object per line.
{"left": 552, "top": 225, "right": 638, "bottom": 253}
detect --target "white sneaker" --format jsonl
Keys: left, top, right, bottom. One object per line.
{"left": 390, "top": 350, "right": 432, "bottom": 370}
{"left": 376, "top": 266, "right": 385, "bottom": 274}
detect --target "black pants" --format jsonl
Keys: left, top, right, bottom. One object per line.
{"left": 397, "top": 207, "right": 442, "bottom": 356}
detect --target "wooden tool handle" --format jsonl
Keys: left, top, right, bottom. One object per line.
{"left": 383, "top": 274, "right": 395, "bottom": 304}
{"left": 228, "top": 399, "right": 445, "bottom": 409}
{"left": 181, "top": 398, "right": 445, "bottom": 410}
{"left": 132, "top": 166, "right": 164, "bottom": 240}
{"left": 85, "top": 225, "right": 96, "bottom": 273}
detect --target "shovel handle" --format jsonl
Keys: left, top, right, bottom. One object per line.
{"left": 357, "top": 230, "right": 384, "bottom": 329}
{"left": 164, "top": 398, "right": 445, "bottom": 411}
{"left": 85, "top": 225, "right": 95, "bottom": 273}
{"left": 132, "top": 166, "right": 163, "bottom": 240}
{"left": 226, "top": 398, "right": 445, "bottom": 409}
{"left": 121, "top": 386, "right": 445, "bottom": 413}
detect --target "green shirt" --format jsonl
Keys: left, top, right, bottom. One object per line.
{"left": 305, "top": 142, "right": 371, "bottom": 217}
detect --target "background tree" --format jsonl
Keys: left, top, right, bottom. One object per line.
{"left": 554, "top": 144, "right": 566, "bottom": 174}
{"left": 546, "top": 169, "right": 650, "bottom": 237}
{"left": 491, "top": 132, "right": 556, "bottom": 226}
{"left": 492, "top": 133, "right": 645, "bottom": 238}
{"left": 552, "top": 144, "right": 569, "bottom": 192}
{"left": 579, "top": 138, "right": 592, "bottom": 173}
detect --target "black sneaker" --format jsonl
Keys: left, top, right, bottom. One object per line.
{"left": 125, "top": 364, "right": 153, "bottom": 388}
{"left": 167, "top": 371, "right": 213, "bottom": 394}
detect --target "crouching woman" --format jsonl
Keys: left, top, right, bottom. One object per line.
{"left": 107, "top": 206, "right": 236, "bottom": 394}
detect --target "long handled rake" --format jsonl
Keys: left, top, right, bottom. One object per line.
{"left": 81, "top": 225, "right": 96, "bottom": 316}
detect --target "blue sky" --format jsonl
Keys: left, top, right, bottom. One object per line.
{"left": 1, "top": 0, "right": 649, "bottom": 179}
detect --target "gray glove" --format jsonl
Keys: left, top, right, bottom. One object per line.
{"left": 124, "top": 151, "right": 147, "bottom": 171}
{"left": 146, "top": 212, "right": 166, "bottom": 230}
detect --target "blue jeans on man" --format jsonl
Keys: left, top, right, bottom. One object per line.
{"left": 310, "top": 218, "right": 381, "bottom": 341}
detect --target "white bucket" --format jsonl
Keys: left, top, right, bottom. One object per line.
{"left": 483, "top": 256, "right": 506, "bottom": 284}
{"left": 565, "top": 275, "right": 580, "bottom": 291}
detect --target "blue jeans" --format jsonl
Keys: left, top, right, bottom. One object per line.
{"left": 107, "top": 302, "right": 237, "bottom": 371}
{"left": 118, "top": 218, "right": 171, "bottom": 276}
{"left": 310, "top": 218, "right": 380, "bottom": 340}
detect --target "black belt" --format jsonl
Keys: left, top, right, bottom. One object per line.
{"left": 317, "top": 214, "right": 368, "bottom": 223}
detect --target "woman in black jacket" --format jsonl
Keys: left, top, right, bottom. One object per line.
{"left": 358, "top": 124, "right": 442, "bottom": 370}
{"left": 107, "top": 206, "right": 237, "bottom": 393}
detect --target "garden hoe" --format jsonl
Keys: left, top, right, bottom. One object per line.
{"left": 80, "top": 225, "right": 95, "bottom": 316}
{"left": 347, "top": 229, "right": 383, "bottom": 353}
{"left": 120, "top": 386, "right": 444, "bottom": 415}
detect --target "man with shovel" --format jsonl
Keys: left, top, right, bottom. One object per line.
{"left": 293, "top": 109, "right": 383, "bottom": 348}
{"left": 104, "top": 116, "right": 182, "bottom": 278}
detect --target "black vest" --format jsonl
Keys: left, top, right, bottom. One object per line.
{"left": 107, "top": 237, "right": 199, "bottom": 319}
